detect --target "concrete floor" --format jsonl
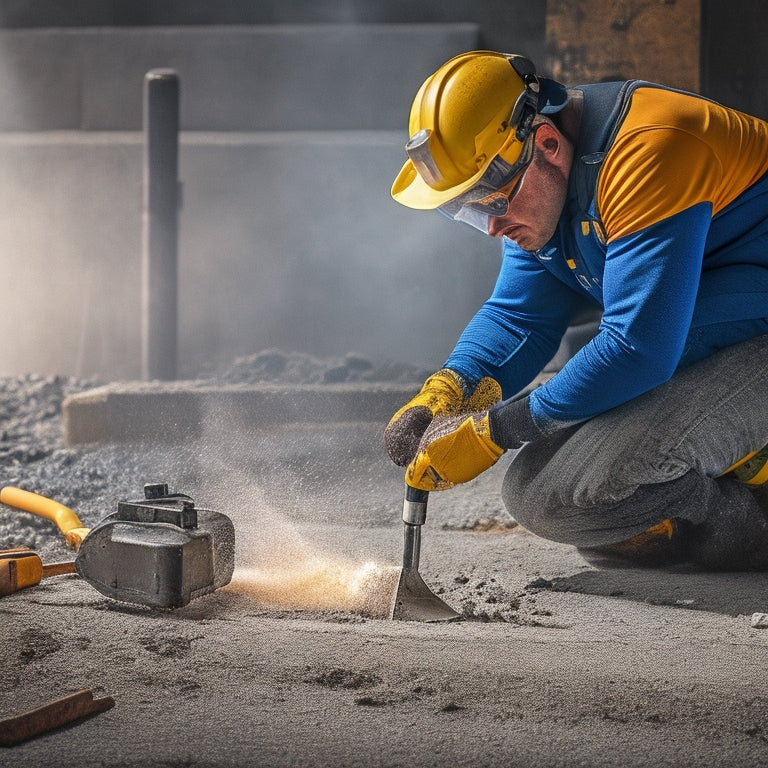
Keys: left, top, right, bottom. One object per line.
{"left": 3, "top": 412, "right": 768, "bottom": 766}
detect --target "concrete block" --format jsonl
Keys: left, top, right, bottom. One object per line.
{"left": 0, "top": 24, "right": 479, "bottom": 130}
{"left": 61, "top": 382, "right": 422, "bottom": 445}
{"left": 0, "top": 0, "right": 545, "bottom": 60}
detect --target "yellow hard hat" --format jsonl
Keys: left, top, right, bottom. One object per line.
{"left": 391, "top": 51, "right": 567, "bottom": 210}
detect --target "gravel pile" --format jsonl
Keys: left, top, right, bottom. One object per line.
{"left": 0, "top": 372, "right": 177, "bottom": 555}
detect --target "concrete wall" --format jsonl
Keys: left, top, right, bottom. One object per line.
{"left": 0, "top": 25, "right": 480, "bottom": 131}
{"left": 0, "top": 22, "right": 514, "bottom": 379}
{"left": 0, "top": 130, "right": 502, "bottom": 380}
{"left": 0, "top": 0, "right": 547, "bottom": 63}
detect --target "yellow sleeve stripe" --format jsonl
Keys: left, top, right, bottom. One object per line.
{"left": 596, "top": 88, "right": 768, "bottom": 241}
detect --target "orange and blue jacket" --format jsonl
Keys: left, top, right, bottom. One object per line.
{"left": 445, "top": 81, "right": 768, "bottom": 444}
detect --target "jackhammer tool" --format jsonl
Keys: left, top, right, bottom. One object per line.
{"left": 0, "top": 483, "right": 235, "bottom": 609}
{"left": 390, "top": 485, "right": 460, "bottom": 622}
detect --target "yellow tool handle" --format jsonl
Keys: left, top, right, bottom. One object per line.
{"left": 0, "top": 548, "right": 41, "bottom": 595}
{"left": 0, "top": 548, "right": 76, "bottom": 596}
{"left": 0, "top": 486, "right": 90, "bottom": 550}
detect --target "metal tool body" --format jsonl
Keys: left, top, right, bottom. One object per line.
{"left": 0, "top": 483, "right": 235, "bottom": 609}
{"left": 78, "top": 483, "right": 235, "bottom": 608}
{"left": 390, "top": 486, "right": 460, "bottom": 622}
{"left": 401, "top": 485, "right": 428, "bottom": 569}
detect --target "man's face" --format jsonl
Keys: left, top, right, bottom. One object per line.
{"left": 487, "top": 124, "right": 571, "bottom": 252}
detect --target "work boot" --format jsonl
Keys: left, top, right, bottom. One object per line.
{"left": 577, "top": 519, "right": 685, "bottom": 568}
{"left": 681, "top": 480, "right": 768, "bottom": 570}
{"left": 728, "top": 444, "right": 768, "bottom": 486}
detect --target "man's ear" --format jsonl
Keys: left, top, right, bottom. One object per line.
{"left": 533, "top": 122, "right": 561, "bottom": 158}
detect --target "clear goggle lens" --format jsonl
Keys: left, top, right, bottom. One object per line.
{"left": 438, "top": 205, "right": 494, "bottom": 234}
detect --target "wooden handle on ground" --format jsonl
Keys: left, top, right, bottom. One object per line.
{"left": 0, "top": 689, "right": 114, "bottom": 747}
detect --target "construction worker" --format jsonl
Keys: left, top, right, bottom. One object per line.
{"left": 385, "top": 51, "right": 768, "bottom": 568}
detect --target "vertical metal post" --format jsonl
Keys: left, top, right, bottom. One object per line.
{"left": 142, "top": 69, "right": 180, "bottom": 381}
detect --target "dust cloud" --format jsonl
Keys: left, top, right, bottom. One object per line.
{"left": 196, "top": 422, "right": 402, "bottom": 618}
{"left": 230, "top": 558, "right": 400, "bottom": 618}
{"left": 225, "top": 502, "right": 400, "bottom": 617}
{"left": 181, "top": 351, "right": 420, "bottom": 619}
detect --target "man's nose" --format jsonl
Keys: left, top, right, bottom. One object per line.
{"left": 487, "top": 215, "right": 505, "bottom": 238}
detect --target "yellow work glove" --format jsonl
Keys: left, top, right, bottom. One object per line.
{"left": 405, "top": 411, "right": 505, "bottom": 491}
{"left": 384, "top": 370, "right": 501, "bottom": 466}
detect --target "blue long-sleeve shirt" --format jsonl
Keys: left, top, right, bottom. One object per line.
{"left": 444, "top": 82, "right": 768, "bottom": 446}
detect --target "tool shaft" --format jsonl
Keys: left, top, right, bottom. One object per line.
{"left": 1, "top": 549, "right": 77, "bottom": 596}
{"left": 401, "top": 486, "right": 429, "bottom": 570}
{"left": 0, "top": 486, "right": 89, "bottom": 550}
{"left": 392, "top": 487, "right": 460, "bottom": 622}
{"left": 402, "top": 523, "right": 422, "bottom": 570}
{"left": 41, "top": 561, "right": 77, "bottom": 578}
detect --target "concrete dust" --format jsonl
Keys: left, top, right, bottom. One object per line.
{"left": 191, "top": 382, "right": 410, "bottom": 620}
{"left": 204, "top": 475, "right": 400, "bottom": 618}
{"left": 230, "top": 558, "right": 399, "bottom": 617}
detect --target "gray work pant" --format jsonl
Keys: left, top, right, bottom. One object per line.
{"left": 502, "top": 335, "right": 768, "bottom": 569}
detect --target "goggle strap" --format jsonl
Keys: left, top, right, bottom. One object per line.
{"left": 506, "top": 54, "right": 537, "bottom": 83}
{"left": 506, "top": 55, "right": 540, "bottom": 142}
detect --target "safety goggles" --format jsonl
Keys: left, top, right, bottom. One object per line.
{"left": 437, "top": 124, "right": 539, "bottom": 233}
